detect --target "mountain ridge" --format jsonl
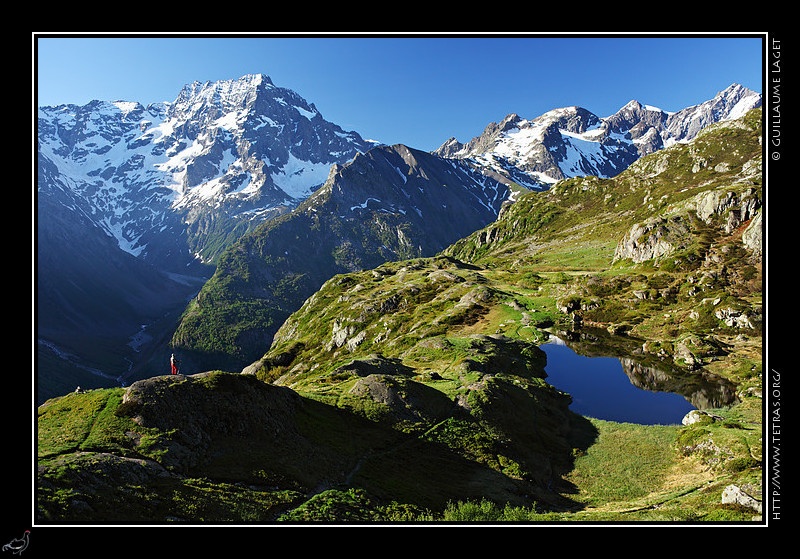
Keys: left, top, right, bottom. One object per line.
{"left": 37, "top": 73, "right": 376, "bottom": 400}
{"left": 169, "top": 143, "right": 512, "bottom": 372}
{"left": 37, "top": 73, "right": 375, "bottom": 269}
{"left": 434, "top": 83, "right": 761, "bottom": 189}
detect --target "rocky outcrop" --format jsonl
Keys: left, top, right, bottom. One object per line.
{"left": 38, "top": 451, "right": 177, "bottom": 493}
{"left": 694, "top": 187, "right": 761, "bottom": 234}
{"left": 742, "top": 210, "right": 763, "bottom": 261}
{"left": 613, "top": 185, "right": 762, "bottom": 264}
{"left": 721, "top": 484, "right": 762, "bottom": 514}
{"left": 673, "top": 333, "right": 726, "bottom": 370}
{"left": 715, "top": 305, "right": 761, "bottom": 329}
{"left": 121, "top": 371, "right": 301, "bottom": 471}
{"left": 613, "top": 214, "right": 692, "bottom": 263}
{"left": 346, "top": 373, "right": 457, "bottom": 425}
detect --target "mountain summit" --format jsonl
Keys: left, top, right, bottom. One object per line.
{"left": 435, "top": 83, "right": 761, "bottom": 189}
{"left": 37, "top": 73, "right": 375, "bottom": 269}
{"left": 167, "top": 74, "right": 373, "bottom": 209}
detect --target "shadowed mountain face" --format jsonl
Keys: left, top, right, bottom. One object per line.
{"left": 170, "top": 144, "right": 512, "bottom": 372}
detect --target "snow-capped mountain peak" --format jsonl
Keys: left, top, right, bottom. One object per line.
{"left": 38, "top": 73, "right": 375, "bottom": 267}
{"left": 435, "top": 83, "right": 762, "bottom": 188}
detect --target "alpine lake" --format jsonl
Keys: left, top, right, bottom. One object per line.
{"left": 539, "top": 327, "right": 739, "bottom": 425}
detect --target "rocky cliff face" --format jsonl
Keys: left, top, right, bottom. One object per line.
{"left": 613, "top": 118, "right": 763, "bottom": 264}
{"left": 613, "top": 215, "right": 694, "bottom": 264}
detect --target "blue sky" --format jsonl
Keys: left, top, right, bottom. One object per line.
{"left": 35, "top": 34, "right": 764, "bottom": 152}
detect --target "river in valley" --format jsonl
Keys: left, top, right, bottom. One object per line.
{"left": 540, "top": 329, "right": 739, "bottom": 425}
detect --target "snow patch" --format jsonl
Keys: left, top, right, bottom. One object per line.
{"left": 272, "top": 153, "right": 332, "bottom": 199}
{"left": 351, "top": 198, "right": 381, "bottom": 211}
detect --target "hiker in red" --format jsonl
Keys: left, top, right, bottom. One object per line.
{"left": 170, "top": 353, "right": 178, "bottom": 375}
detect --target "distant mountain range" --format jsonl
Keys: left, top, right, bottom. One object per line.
{"left": 35, "top": 74, "right": 762, "bottom": 401}
{"left": 435, "top": 83, "right": 761, "bottom": 189}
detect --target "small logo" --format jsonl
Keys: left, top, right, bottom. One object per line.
{"left": 2, "top": 531, "right": 29, "bottom": 555}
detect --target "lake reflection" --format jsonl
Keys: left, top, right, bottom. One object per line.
{"left": 541, "top": 329, "right": 738, "bottom": 425}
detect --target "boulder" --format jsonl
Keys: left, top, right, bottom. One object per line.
{"left": 681, "top": 409, "right": 724, "bottom": 425}
{"left": 613, "top": 215, "right": 691, "bottom": 263}
{"left": 721, "top": 484, "right": 762, "bottom": 514}
{"left": 715, "top": 306, "right": 757, "bottom": 329}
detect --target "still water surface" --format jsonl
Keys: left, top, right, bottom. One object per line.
{"left": 540, "top": 331, "right": 736, "bottom": 425}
